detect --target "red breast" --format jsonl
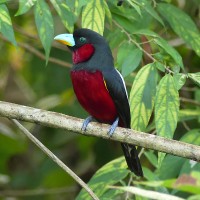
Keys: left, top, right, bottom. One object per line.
{"left": 70, "top": 70, "right": 118, "bottom": 123}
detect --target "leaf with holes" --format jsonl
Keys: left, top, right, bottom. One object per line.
{"left": 158, "top": 3, "right": 200, "bottom": 57}
{"left": 50, "top": 0, "right": 74, "bottom": 33}
{"left": 0, "top": 4, "right": 16, "bottom": 46}
{"left": 130, "top": 63, "right": 158, "bottom": 131}
{"left": 82, "top": 0, "right": 105, "bottom": 35}
{"left": 34, "top": 0, "right": 54, "bottom": 62}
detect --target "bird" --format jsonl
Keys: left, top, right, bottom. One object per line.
{"left": 54, "top": 28, "right": 143, "bottom": 177}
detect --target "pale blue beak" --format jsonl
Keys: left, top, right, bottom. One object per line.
{"left": 54, "top": 34, "right": 75, "bottom": 46}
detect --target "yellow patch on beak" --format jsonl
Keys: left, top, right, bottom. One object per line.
{"left": 55, "top": 39, "right": 73, "bottom": 46}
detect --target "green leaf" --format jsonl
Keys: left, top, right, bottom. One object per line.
{"left": 154, "top": 62, "right": 165, "bottom": 72}
{"left": 121, "top": 47, "right": 142, "bottom": 77}
{"left": 181, "top": 129, "right": 200, "bottom": 145}
{"left": 101, "top": 188, "right": 124, "bottom": 199}
{"left": 0, "top": 4, "right": 17, "bottom": 46}
{"left": 15, "top": 0, "right": 36, "bottom": 16}
{"left": 173, "top": 73, "right": 187, "bottom": 90}
{"left": 158, "top": 152, "right": 166, "bottom": 169}
{"left": 117, "top": 42, "right": 135, "bottom": 69}
{"left": 50, "top": 0, "right": 74, "bottom": 33}
{"left": 34, "top": 0, "right": 54, "bottom": 63}
{"left": 144, "top": 151, "right": 158, "bottom": 168}
{"left": 137, "top": 174, "right": 200, "bottom": 195}
{"left": 103, "top": 0, "right": 112, "bottom": 25}
{"left": 180, "top": 160, "right": 200, "bottom": 176}
{"left": 195, "top": 89, "right": 200, "bottom": 122}
{"left": 130, "top": 63, "right": 158, "bottom": 131}
{"left": 107, "top": 29, "right": 126, "bottom": 49}
{"left": 154, "top": 37, "right": 184, "bottom": 69}
{"left": 159, "top": 155, "right": 185, "bottom": 179}
{"left": 133, "top": 29, "right": 159, "bottom": 38}
{"left": 155, "top": 74, "right": 179, "bottom": 167}
{"left": 155, "top": 74, "right": 179, "bottom": 138}
{"left": 76, "top": 157, "right": 129, "bottom": 199}
{"left": 188, "top": 73, "right": 200, "bottom": 87}
{"left": 161, "top": 148, "right": 199, "bottom": 181}
{"left": 74, "top": 0, "right": 88, "bottom": 18}
{"left": 127, "top": 0, "right": 141, "bottom": 16}
{"left": 82, "top": 0, "right": 105, "bottom": 35}
{"left": 142, "top": 167, "right": 158, "bottom": 181}
{"left": 0, "top": 0, "right": 7, "bottom": 4}
{"left": 0, "top": 133, "right": 27, "bottom": 170}
{"left": 110, "top": 185, "right": 185, "bottom": 200}
{"left": 140, "top": 0, "right": 164, "bottom": 26}
{"left": 157, "top": 3, "right": 200, "bottom": 57}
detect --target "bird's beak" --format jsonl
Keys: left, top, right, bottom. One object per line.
{"left": 54, "top": 34, "right": 75, "bottom": 46}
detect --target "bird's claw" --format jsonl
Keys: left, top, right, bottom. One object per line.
{"left": 81, "top": 116, "right": 94, "bottom": 131}
{"left": 108, "top": 117, "right": 119, "bottom": 137}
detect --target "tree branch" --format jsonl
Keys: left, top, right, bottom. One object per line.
{"left": 0, "top": 101, "right": 200, "bottom": 162}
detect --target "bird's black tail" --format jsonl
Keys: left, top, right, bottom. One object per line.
{"left": 121, "top": 143, "right": 143, "bottom": 177}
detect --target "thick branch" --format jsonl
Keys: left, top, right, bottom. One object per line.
{"left": 0, "top": 101, "right": 200, "bottom": 162}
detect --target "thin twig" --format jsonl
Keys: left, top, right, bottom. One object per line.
{"left": 181, "top": 86, "right": 197, "bottom": 92}
{"left": 113, "top": 20, "right": 176, "bottom": 74}
{"left": 125, "top": 174, "right": 133, "bottom": 200}
{"left": 1, "top": 101, "right": 200, "bottom": 162}
{"left": 182, "top": 121, "right": 191, "bottom": 131}
{"left": 113, "top": 20, "right": 156, "bottom": 62}
{"left": 11, "top": 119, "right": 99, "bottom": 200}
{"left": 180, "top": 97, "right": 200, "bottom": 107}
{"left": 0, "top": 35, "right": 71, "bottom": 68}
{"left": 14, "top": 24, "right": 68, "bottom": 51}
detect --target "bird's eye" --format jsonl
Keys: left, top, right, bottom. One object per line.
{"left": 79, "top": 37, "right": 86, "bottom": 43}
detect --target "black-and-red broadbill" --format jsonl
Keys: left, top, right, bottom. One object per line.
{"left": 54, "top": 28, "right": 143, "bottom": 177}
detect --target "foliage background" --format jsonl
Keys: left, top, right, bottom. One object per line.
{"left": 0, "top": 0, "right": 200, "bottom": 199}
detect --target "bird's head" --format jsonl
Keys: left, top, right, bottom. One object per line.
{"left": 54, "top": 28, "right": 114, "bottom": 68}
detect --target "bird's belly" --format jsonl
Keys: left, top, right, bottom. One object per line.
{"left": 70, "top": 70, "right": 117, "bottom": 123}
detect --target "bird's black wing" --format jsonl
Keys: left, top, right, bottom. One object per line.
{"left": 103, "top": 68, "right": 130, "bottom": 128}
{"left": 103, "top": 68, "right": 143, "bottom": 177}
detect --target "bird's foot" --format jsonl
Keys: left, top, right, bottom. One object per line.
{"left": 81, "top": 116, "right": 95, "bottom": 131}
{"left": 108, "top": 117, "right": 119, "bottom": 137}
